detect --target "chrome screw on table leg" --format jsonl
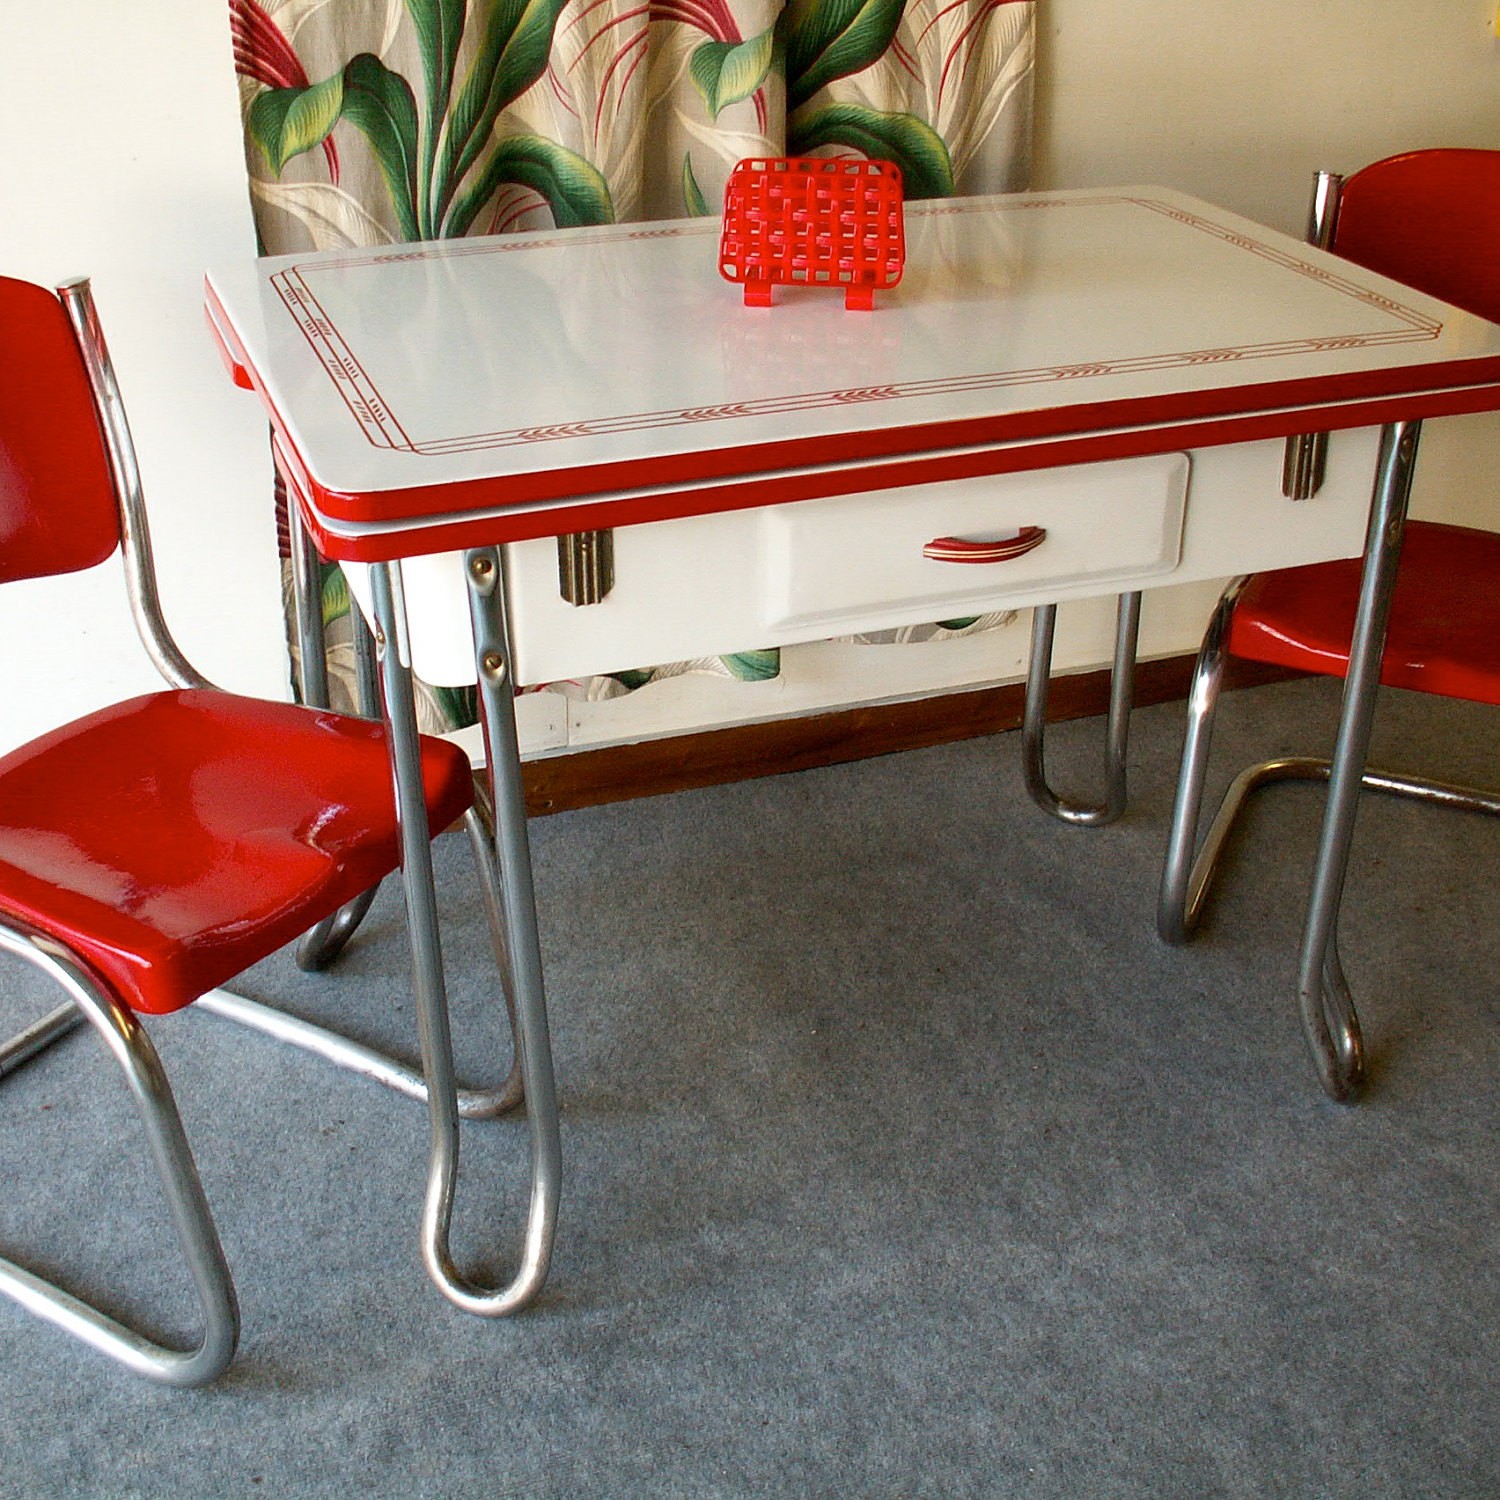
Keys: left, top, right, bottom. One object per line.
{"left": 370, "top": 557, "right": 559, "bottom": 1315}
{"left": 1296, "top": 419, "right": 1421, "bottom": 1101}
{"left": 1023, "top": 591, "right": 1141, "bottom": 826}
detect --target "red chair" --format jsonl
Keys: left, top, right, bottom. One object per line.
{"left": 0, "top": 275, "right": 559, "bottom": 1383}
{"left": 1158, "top": 149, "right": 1500, "bottom": 1098}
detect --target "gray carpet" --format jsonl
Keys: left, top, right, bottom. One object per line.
{"left": 1, "top": 676, "right": 1496, "bottom": 1498}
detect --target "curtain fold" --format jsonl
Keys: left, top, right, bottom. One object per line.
{"left": 231, "top": 0, "right": 1035, "bottom": 726}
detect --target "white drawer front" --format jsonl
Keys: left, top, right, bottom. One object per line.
{"left": 761, "top": 454, "right": 1190, "bottom": 634}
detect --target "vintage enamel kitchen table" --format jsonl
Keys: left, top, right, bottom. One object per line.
{"left": 205, "top": 186, "right": 1500, "bottom": 1299}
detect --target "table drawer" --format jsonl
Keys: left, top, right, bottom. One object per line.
{"left": 762, "top": 454, "right": 1189, "bottom": 633}
{"left": 500, "top": 453, "right": 1187, "bottom": 686}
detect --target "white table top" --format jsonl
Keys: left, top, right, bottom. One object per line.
{"left": 205, "top": 186, "right": 1500, "bottom": 559}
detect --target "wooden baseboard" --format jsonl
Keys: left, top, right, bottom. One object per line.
{"left": 520, "top": 653, "right": 1300, "bottom": 817}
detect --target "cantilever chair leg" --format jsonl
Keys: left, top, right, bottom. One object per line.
{"left": 194, "top": 594, "right": 525, "bottom": 1116}
{"left": 0, "top": 924, "right": 239, "bottom": 1387}
{"left": 1161, "top": 422, "right": 1458, "bottom": 1100}
{"left": 1157, "top": 576, "right": 1251, "bottom": 944}
{"left": 289, "top": 498, "right": 384, "bottom": 974}
{"left": 1023, "top": 591, "right": 1141, "bottom": 826}
{"left": 1161, "top": 742, "right": 1500, "bottom": 949}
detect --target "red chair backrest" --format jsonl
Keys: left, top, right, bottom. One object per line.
{"left": 0, "top": 277, "right": 122, "bottom": 584}
{"left": 1333, "top": 149, "right": 1500, "bottom": 325}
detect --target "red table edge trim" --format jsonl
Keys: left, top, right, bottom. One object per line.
{"left": 279, "top": 380, "right": 1500, "bottom": 564}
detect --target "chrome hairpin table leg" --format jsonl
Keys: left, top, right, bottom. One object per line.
{"left": 370, "top": 556, "right": 560, "bottom": 1314}
{"left": 1023, "top": 591, "right": 1141, "bottom": 826}
{"left": 1296, "top": 419, "right": 1421, "bottom": 1101}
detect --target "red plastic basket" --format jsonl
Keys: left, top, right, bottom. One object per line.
{"left": 719, "top": 157, "right": 906, "bottom": 310}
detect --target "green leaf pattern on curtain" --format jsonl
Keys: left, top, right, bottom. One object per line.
{"left": 230, "top": 0, "right": 1034, "bottom": 728}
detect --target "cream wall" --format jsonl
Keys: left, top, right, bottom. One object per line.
{"left": 1, "top": 4, "right": 1496, "bottom": 757}
{"left": 0, "top": 5, "right": 284, "bottom": 754}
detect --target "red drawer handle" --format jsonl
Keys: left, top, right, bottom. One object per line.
{"left": 922, "top": 526, "right": 1046, "bottom": 564}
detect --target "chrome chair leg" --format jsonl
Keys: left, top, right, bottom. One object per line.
{"left": 294, "top": 885, "right": 381, "bottom": 973}
{"left": 1160, "top": 424, "right": 1425, "bottom": 1100}
{"left": 371, "top": 557, "right": 559, "bottom": 1316}
{"left": 1023, "top": 591, "right": 1141, "bottom": 826}
{"left": 195, "top": 955, "right": 523, "bottom": 1120}
{"left": 1161, "top": 743, "right": 1500, "bottom": 950}
{"left": 288, "top": 496, "right": 383, "bottom": 973}
{"left": 0, "top": 999, "right": 84, "bottom": 1079}
{"left": 1157, "top": 576, "right": 1250, "bottom": 944}
{"left": 0, "top": 925, "right": 239, "bottom": 1387}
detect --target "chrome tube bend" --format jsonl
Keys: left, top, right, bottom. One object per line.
{"left": 1024, "top": 592, "right": 1141, "bottom": 827}
{"left": 0, "top": 924, "right": 239, "bottom": 1386}
{"left": 371, "top": 558, "right": 560, "bottom": 1319}
{"left": 1156, "top": 577, "right": 1250, "bottom": 944}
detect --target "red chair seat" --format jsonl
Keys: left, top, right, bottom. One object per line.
{"left": 0, "top": 689, "right": 473, "bottom": 1016}
{"left": 1227, "top": 521, "right": 1500, "bottom": 704}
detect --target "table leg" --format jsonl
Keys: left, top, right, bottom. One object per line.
{"left": 370, "top": 557, "right": 560, "bottom": 1314}
{"left": 287, "top": 497, "right": 381, "bottom": 968}
{"left": 1296, "top": 418, "right": 1421, "bottom": 1102}
{"left": 1023, "top": 591, "right": 1141, "bottom": 826}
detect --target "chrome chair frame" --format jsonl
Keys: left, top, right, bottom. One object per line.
{"left": 0, "top": 278, "right": 559, "bottom": 1382}
{"left": 1158, "top": 155, "right": 1500, "bottom": 1100}
{"left": 1156, "top": 419, "right": 1452, "bottom": 1100}
{"left": 0, "top": 925, "right": 238, "bottom": 1387}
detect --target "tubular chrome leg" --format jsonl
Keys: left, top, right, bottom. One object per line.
{"left": 1157, "top": 576, "right": 1251, "bottom": 944}
{"left": 372, "top": 558, "right": 558, "bottom": 1316}
{"left": 288, "top": 495, "right": 330, "bottom": 709}
{"left": 288, "top": 497, "right": 381, "bottom": 972}
{"left": 1023, "top": 591, "right": 1141, "bottom": 826}
{"left": 461, "top": 804, "right": 526, "bottom": 1113}
{"left": 293, "top": 887, "right": 380, "bottom": 973}
{"left": 0, "top": 926, "right": 238, "bottom": 1386}
{"left": 195, "top": 969, "right": 522, "bottom": 1119}
{"left": 1160, "top": 749, "right": 1500, "bottom": 949}
{"left": 0, "top": 1000, "right": 84, "bottom": 1079}
{"left": 1296, "top": 419, "right": 1422, "bottom": 1101}
{"left": 352, "top": 597, "right": 381, "bottom": 716}
{"left": 459, "top": 547, "right": 560, "bottom": 1309}
{"left": 1280, "top": 172, "right": 1345, "bottom": 502}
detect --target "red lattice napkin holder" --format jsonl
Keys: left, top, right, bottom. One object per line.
{"left": 719, "top": 157, "right": 905, "bottom": 310}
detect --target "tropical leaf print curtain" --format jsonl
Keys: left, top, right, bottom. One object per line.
{"left": 231, "top": 0, "right": 1035, "bottom": 723}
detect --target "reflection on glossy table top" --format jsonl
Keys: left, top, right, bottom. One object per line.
{"left": 205, "top": 186, "right": 1500, "bottom": 544}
